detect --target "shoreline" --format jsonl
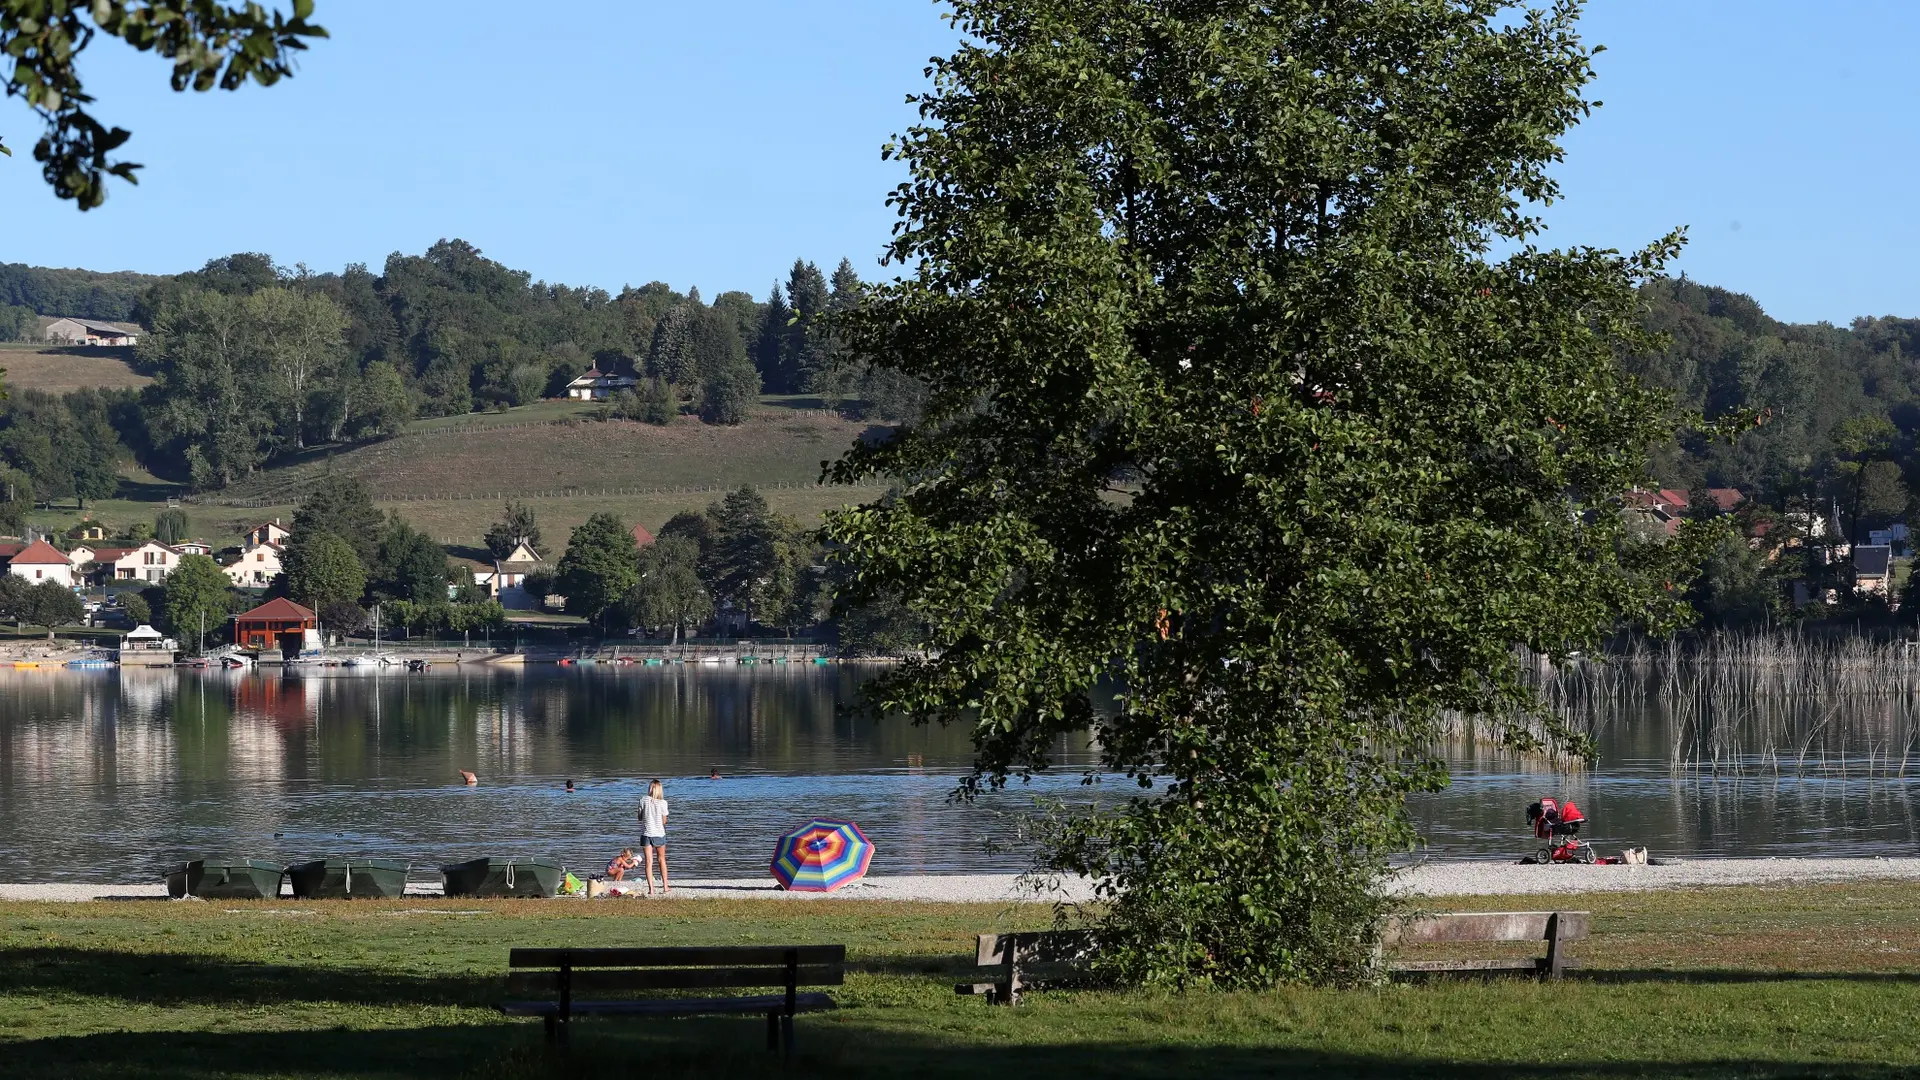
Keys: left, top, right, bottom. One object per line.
{"left": 10, "top": 857, "right": 1920, "bottom": 903}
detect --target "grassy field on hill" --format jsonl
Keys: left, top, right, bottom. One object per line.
{"left": 5, "top": 884, "right": 1920, "bottom": 1079}
{"left": 18, "top": 398, "right": 887, "bottom": 551}
{"left": 0, "top": 343, "right": 148, "bottom": 393}
{"left": 220, "top": 404, "right": 872, "bottom": 504}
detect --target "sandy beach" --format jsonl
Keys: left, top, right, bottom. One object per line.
{"left": 8, "top": 857, "right": 1920, "bottom": 903}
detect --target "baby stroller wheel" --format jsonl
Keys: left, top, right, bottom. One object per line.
{"left": 1573, "top": 844, "right": 1595, "bottom": 865}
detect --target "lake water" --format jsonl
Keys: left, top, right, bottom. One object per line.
{"left": 2, "top": 664, "right": 1918, "bottom": 883}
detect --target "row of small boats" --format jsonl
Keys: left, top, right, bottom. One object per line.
{"left": 165, "top": 856, "right": 566, "bottom": 900}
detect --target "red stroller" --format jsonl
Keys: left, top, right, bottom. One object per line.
{"left": 1523, "top": 797, "right": 1594, "bottom": 864}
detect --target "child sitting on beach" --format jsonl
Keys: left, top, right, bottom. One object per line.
{"left": 606, "top": 848, "right": 638, "bottom": 881}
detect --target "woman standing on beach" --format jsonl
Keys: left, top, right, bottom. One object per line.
{"left": 638, "top": 779, "right": 670, "bottom": 895}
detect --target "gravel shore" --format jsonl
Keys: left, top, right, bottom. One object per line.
{"left": 9, "top": 859, "right": 1920, "bottom": 904}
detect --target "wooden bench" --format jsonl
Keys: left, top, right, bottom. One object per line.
{"left": 1380, "top": 911, "right": 1589, "bottom": 979}
{"left": 954, "top": 930, "right": 1096, "bottom": 1005}
{"left": 498, "top": 945, "right": 845, "bottom": 1053}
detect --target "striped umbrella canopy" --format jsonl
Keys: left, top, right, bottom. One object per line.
{"left": 770, "top": 819, "right": 873, "bottom": 893}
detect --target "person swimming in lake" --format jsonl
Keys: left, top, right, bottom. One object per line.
{"left": 606, "top": 848, "right": 638, "bottom": 881}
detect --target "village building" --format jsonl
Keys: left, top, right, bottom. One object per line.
{"left": 38, "top": 317, "right": 141, "bottom": 347}
{"left": 564, "top": 365, "right": 638, "bottom": 401}
{"left": 225, "top": 541, "right": 285, "bottom": 588}
{"left": 232, "top": 597, "right": 319, "bottom": 651}
{"left": 66, "top": 544, "right": 95, "bottom": 570}
{"left": 1855, "top": 544, "right": 1894, "bottom": 598}
{"left": 5, "top": 539, "right": 75, "bottom": 587}
{"left": 243, "top": 519, "right": 292, "bottom": 548}
{"left": 173, "top": 540, "right": 213, "bottom": 557}
{"left": 100, "top": 541, "right": 183, "bottom": 583}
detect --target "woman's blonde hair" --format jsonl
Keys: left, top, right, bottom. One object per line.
{"left": 648, "top": 779, "right": 664, "bottom": 799}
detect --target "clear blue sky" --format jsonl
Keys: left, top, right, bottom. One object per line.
{"left": 1, "top": 1, "right": 1913, "bottom": 324}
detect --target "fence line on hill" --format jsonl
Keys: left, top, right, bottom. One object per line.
{"left": 181, "top": 477, "right": 891, "bottom": 509}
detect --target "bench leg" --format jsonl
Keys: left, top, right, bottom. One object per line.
{"left": 543, "top": 1015, "right": 556, "bottom": 1044}
{"left": 782, "top": 1013, "right": 795, "bottom": 1058}
{"left": 766, "top": 1011, "right": 779, "bottom": 1052}
{"left": 1545, "top": 913, "right": 1566, "bottom": 980}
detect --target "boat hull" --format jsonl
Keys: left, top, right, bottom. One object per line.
{"left": 285, "top": 858, "right": 410, "bottom": 899}
{"left": 439, "top": 857, "right": 565, "bottom": 898}
{"left": 165, "top": 858, "right": 285, "bottom": 900}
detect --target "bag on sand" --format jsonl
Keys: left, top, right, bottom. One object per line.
{"left": 1621, "top": 847, "right": 1648, "bottom": 865}
{"left": 562, "top": 872, "right": 585, "bottom": 896}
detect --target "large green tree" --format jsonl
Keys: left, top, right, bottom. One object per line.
{"left": 823, "top": 0, "right": 1705, "bottom": 986}
{"left": 292, "top": 474, "right": 383, "bottom": 565}
{"left": 162, "top": 554, "right": 233, "bottom": 650}
{"left": 372, "top": 515, "right": 447, "bottom": 603}
{"left": 16, "top": 578, "right": 82, "bottom": 639}
{"left": 484, "top": 500, "right": 544, "bottom": 560}
{"left": 282, "top": 529, "right": 364, "bottom": 606}
{"left": 621, "top": 535, "right": 712, "bottom": 644}
{"left": 555, "top": 512, "right": 637, "bottom": 623}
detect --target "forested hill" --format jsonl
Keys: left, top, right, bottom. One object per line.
{"left": 0, "top": 242, "right": 917, "bottom": 497}
{"left": 4, "top": 243, "right": 1912, "bottom": 511}
{"left": 1635, "top": 277, "right": 1920, "bottom": 503}
{"left": 0, "top": 262, "right": 164, "bottom": 322}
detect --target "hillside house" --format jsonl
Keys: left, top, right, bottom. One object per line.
{"left": 40, "top": 317, "right": 141, "bottom": 346}
{"left": 565, "top": 365, "right": 638, "bottom": 401}
{"left": 173, "top": 540, "right": 212, "bottom": 557}
{"left": 632, "top": 524, "right": 656, "bottom": 549}
{"left": 66, "top": 545, "right": 95, "bottom": 570}
{"left": 224, "top": 541, "right": 284, "bottom": 588}
{"left": 243, "top": 519, "right": 291, "bottom": 548}
{"left": 6, "top": 539, "right": 75, "bottom": 587}
{"left": 1856, "top": 544, "right": 1894, "bottom": 598}
{"left": 110, "top": 541, "right": 181, "bottom": 583}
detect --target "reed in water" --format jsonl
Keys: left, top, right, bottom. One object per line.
{"left": 1522, "top": 631, "right": 1920, "bottom": 780}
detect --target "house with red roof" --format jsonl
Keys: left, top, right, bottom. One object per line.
{"left": 6, "top": 539, "right": 76, "bottom": 587}
{"left": 233, "top": 597, "right": 318, "bottom": 651}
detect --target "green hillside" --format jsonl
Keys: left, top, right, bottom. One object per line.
{"left": 21, "top": 398, "right": 885, "bottom": 552}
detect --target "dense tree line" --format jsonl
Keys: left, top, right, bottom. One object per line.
{"left": 1633, "top": 280, "right": 1920, "bottom": 626}
{"left": 59, "top": 243, "right": 922, "bottom": 491}
{"left": 273, "top": 475, "right": 503, "bottom": 635}
{"left": 0, "top": 261, "right": 162, "bottom": 325}
{"left": 544, "top": 486, "right": 827, "bottom": 641}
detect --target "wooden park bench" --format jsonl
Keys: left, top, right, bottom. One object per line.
{"left": 1380, "top": 911, "right": 1589, "bottom": 979}
{"left": 955, "top": 930, "right": 1096, "bottom": 1005}
{"left": 498, "top": 945, "right": 845, "bottom": 1053}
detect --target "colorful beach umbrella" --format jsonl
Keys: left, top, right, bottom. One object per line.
{"left": 771, "top": 819, "right": 873, "bottom": 893}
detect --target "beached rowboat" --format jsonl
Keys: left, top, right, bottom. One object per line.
{"left": 439, "top": 857, "right": 565, "bottom": 898}
{"left": 164, "top": 858, "right": 285, "bottom": 900}
{"left": 285, "top": 858, "right": 410, "bottom": 899}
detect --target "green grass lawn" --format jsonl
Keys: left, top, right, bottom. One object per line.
{"left": 5, "top": 884, "right": 1920, "bottom": 1079}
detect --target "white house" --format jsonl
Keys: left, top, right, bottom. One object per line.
{"left": 485, "top": 541, "right": 546, "bottom": 609}
{"left": 564, "top": 365, "right": 638, "bottom": 401}
{"left": 173, "top": 540, "right": 213, "bottom": 557}
{"left": 225, "top": 541, "right": 284, "bottom": 588}
{"left": 242, "top": 519, "right": 291, "bottom": 548}
{"left": 110, "top": 541, "right": 181, "bottom": 583}
{"left": 6, "top": 539, "right": 75, "bottom": 587}
{"left": 67, "top": 544, "right": 96, "bottom": 571}
{"left": 40, "top": 317, "right": 141, "bottom": 346}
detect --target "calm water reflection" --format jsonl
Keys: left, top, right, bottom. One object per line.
{"left": 0, "top": 666, "right": 1101, "bottom": 882}
{"left": 4, "top": 666, "right": 1919, "bottom": 883}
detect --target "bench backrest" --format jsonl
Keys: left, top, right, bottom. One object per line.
{"left": 975, "top": 930, "right": 1096, "bottom": 967}
{"left": 1381, "top": 911, "right": 1589, "bottom": 947}
{"left": 507, "top": 946, "right": 846, "bottom": 994}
